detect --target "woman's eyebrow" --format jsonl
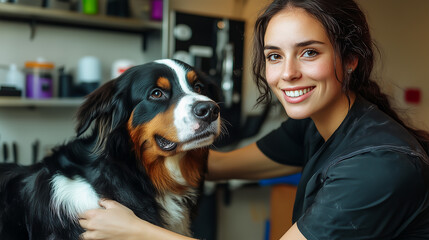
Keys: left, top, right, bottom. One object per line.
{"left": 295, "top": 40, "right": 325, "bottom": 47}
{"left": 264, "top": 40, "right": 325, "bottom": 50}
{"left": 264, "top": 45, "right": 280, "bottom": 50}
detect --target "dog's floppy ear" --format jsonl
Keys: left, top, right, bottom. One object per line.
{"left": 75, "top": 80, "right": 124, "bottom": 137}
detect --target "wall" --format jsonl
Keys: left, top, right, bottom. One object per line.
{"left": 358, "top": 0, "right": 429, "bottom": 130}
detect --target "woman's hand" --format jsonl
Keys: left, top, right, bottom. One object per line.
{"left": 79, "top": 199, "right": 197, "bottom": 240}
{"left": 79, "top": 199, "right": 146, "bottom": 240}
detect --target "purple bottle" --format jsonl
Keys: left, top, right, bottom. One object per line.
{"left": 25, "top": 59, "right": 54, "bottom": 99}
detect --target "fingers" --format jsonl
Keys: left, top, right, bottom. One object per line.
{"left": 79, "top": 199, "right": 118, "bottom": 221}
{"left": 80, "top": 231, "right": 91, "bottom": 240}
{"left": 79, "top": 208, "right": 100, "bottom": 220}
{"left": 79, "top": 204, "right": 109, "bottom": 240}
{"left": 79, "top": 199, "right": 116, "bottom": 219}
{"left": 80, "top": 230, "right": 102, "bottom": 240}
{"left": 98, "top": 199, "right": 120, "bottom": 209}
{"left": 79, "top": 219, "right": 92, "bottom": 232}
{"left": 79, "top": 215, "right": 99, "bottom": 231}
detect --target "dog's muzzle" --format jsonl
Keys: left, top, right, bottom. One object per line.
{"left": 155, "top": 100, "right": 220, "bottom": 152}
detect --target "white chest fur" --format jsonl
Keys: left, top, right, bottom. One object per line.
{"left": 157, "top": 155, "right": 198, "bottom": 236}
{"left": 157, "top": 192, "right": 196, "bottom": 236}
{"left": 50, "top": 174, "right": 100, "bottom": 224}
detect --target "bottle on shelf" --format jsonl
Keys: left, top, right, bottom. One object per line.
{"left": 0, "top": 63, "right": 25, "bottom": 97}
{"left": 25, "top": 58, "right": 55, "bottom": 99}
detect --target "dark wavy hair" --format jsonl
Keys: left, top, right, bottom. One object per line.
{"left": 252, "top": 0, "right": 429, "bottom": 148}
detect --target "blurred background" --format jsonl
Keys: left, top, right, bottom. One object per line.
{"left": 0, "top": 0, "right": 428, "bottom": 239}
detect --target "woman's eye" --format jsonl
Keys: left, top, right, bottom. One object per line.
{"left": 266, "top": 53, "right": 281, "bottom": 62}
{"left": 193, "top": 83, "right": 203, "bottom": 93}
{"left": 150, "top": 89, "right": 164, "bottom": 99}
{"left": 302, "top": 49, "right": 318, "bottom": 58}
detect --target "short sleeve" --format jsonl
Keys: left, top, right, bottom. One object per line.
{"left": 297, "top": 150, "right": 428, "bottom": 240}
{"left": 256, "top": 118, "right": 312, "bottom": 166}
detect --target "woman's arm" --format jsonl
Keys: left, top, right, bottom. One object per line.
{"left": 79, "top": 199, "right": 196, "bottom": 240}
{"left": 79, "top": 200, "right": 307, "bottom": 240}
{"left": 207, "top": 142, "right": 301, "bottom": 181}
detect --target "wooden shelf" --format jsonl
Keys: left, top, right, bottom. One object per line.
{"left": 0, "top": 3, "right": 162, "bottom": 33}
{"left": 0, "top": 97, "right": 83, "bottom": 108}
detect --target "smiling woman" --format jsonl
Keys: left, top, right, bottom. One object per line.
{"left": 262, "top": 7, "right": 354, "bottom": 140}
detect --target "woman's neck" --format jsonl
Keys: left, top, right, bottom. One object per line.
{"left": 312, "top": 93, "right": 356, "bottom": 141}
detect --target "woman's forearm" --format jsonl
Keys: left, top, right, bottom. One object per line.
{"left": 207, "top": 143, "right": 301, "bottom": 181}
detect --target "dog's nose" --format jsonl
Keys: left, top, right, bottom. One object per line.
{"left": 193, "top": 101, "right": 220, "bottom": 123}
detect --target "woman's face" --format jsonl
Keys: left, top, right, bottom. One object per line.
{"left": 264, "top": 7, "right": 348, "bottom": 121}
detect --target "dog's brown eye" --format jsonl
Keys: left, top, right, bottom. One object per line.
{"left": 151, "top": 89, "right": 163, "bottom": 99}
{"left": 193, "top": 83, "right": 203, "bottom": 94}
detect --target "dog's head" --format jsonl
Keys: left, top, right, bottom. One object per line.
{"left": 76, "top": 59, "right": 221, "bottom": 161}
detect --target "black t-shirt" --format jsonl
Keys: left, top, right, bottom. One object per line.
{"left": 257, "top": 96, "right": 429, "bottom": 239}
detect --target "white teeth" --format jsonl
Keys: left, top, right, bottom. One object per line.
{"left": 285, "top": 87, "right": 313, "bottom": 98}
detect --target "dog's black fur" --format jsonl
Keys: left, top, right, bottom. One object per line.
{"left": 0, "top": 59, "right": 221, "bottom": 239}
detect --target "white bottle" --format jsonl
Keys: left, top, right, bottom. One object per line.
{"left": 6, "top": 64, "right": 25, "bottom": 97}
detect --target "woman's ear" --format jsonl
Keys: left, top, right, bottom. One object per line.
{"left": 347, "top": 55, "right": 359, "bottom": 73}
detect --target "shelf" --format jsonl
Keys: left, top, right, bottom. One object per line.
{"left": 0, "top": 97, "right": 83, "bottom": 108}
{"left": 0, "top": 3, "right": 162, "bottom": 33}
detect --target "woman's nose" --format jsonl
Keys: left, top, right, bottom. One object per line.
{"left": 281, "top": 59, "right": 301, "bottom": 81}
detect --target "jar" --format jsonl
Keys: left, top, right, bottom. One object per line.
{"left": 25, "top": 59, "right": 55, "bottom": 99}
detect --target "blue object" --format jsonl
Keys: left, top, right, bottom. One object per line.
{"left": 264, "top": 219, "right": 270, "bottom": 240}
{"left": 261, "top": 173, "right": 301, "bottom": 240}
{"left": 259, "top": 173, "right": 301, "bottom": 186}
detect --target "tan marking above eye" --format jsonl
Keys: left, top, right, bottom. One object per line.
{"left": 186, "top": 70, "right": 197, "bottom": 85}
{"left": 156, "top": 77, "right": 171, "bottom": 90}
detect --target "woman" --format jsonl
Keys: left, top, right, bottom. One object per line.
{"left": 79, "top": 0, "right": 429, "bottom": 239}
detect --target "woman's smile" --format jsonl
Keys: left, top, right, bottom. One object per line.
{"left": 282, "top": 86, "right": 315, "bottom": 103}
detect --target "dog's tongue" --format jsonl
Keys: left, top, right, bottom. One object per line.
{"left": 155, "top": 135, "right": 177, "bottom": 151}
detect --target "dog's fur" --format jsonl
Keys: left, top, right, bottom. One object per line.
{"left": 0, "top": 59, "right": 221, "bottom": 239}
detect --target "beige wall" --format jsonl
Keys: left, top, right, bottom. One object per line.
{"left": 358, "top": 0, "right": 429, "bottom": 130}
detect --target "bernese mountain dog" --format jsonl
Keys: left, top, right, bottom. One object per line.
{"left": 0, "top": 59, "right": 222, "bottom": 239}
